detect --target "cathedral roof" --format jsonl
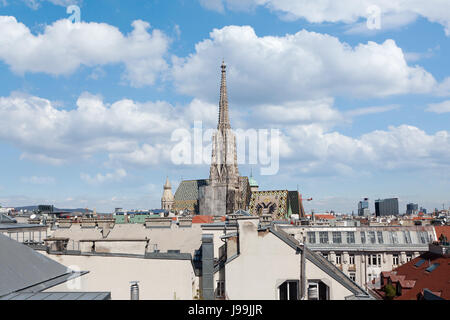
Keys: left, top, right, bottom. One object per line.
{"left": 174, "top": 179, "right": 208, "bottom": 201}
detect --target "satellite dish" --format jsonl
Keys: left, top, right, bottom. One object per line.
{"left": 30, "top": 214, "right": 36, "bottom": 219}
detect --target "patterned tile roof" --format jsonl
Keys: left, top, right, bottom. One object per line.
{"left": 174, "top": 179, "right": 208, "bottom": 201}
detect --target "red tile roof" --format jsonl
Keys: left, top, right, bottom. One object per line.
{"left": 412, "top": 216, "right": 432, "bottom": 220}
{"left": 388, "top": 252, "right": 450, "bottom": 300}
{"left": 434, "top": 226, "right": 450, "bottom": 241}
{"left": 306, "top": 214, "right": 336, "bottom": 220}
{"left": 192, "top": 215, "right": 214, "bottom": 224}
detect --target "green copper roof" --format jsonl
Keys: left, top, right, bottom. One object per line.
{"left": 248, "top": 176, "right": 258, "bottom": 187}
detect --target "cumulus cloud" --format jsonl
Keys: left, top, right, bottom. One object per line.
{"left": 0, "top": 16, "right": 169, "bottom": 87}
{"left": 345, "top": 104, "right": 400, "bottom": 117}
{"left": 199, "top": 0, "right": 450, "bottom": 36}
{"left": 22, "top": 0, "right": 80, "bottom": 9}
{"left": 0, "top": 92, "right": 185, "bottom": 165}
{"left": 281, "top": 124, "right": 450, "bottom": 174}
{"left": 171, "top": 26, "right": 437, "bottom": 105}
{"left": 426, "top": 100, "right": 450, "bottom": 114}
{"left": 253, "top": 98, "right": 345, "bottom": 131}
{"left": 80, "top": 168, "right": 127, "bottom": 185}
{"left": 2, "top": 89, "right": 449, "bottom": 178}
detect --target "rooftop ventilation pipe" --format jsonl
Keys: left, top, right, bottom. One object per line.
{"left": 130, "top": 281, "right": 139, "bottom": 300}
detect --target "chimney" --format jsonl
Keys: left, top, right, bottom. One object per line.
{"left": 130, "top": 281, "right": 139, "bottom": 300}
{"left": 201, "top": 234, "right": 215, "bottom": 300}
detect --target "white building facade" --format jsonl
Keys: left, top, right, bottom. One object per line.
{"left": 279, "top": 224, "right": 437, "bottom": 289}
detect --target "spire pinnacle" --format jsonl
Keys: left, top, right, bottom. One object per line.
{"left": 164, "top": 176, "right": 171, "bottom": 189}
{"left": 218, "top": 61, "right": 230, "bottom": 130}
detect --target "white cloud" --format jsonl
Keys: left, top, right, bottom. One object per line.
{"left": 171, "top": 26, "right": 437, "bottom": 105}
{"left": 344, "top": 11, "right": 418, "bottom": 35}
{"left": 200, "top": 0, "right": 450, "bottom": 36}
{"left": 108, "top": 144, "right": 170, "bottom": 167}
{"left": 80, "top": 168, "right": 127, "bottom": 185}
{"left": 0, "top": 16, "right": 169, "bottom": 87}
{"left": 281, "top": 124, "right": 450, "bottom": 173}
{"left": 254, "top": 98, "right": 344, "bottom": 128}
{"left": 426, "top": 100, "right": 450, "bottom": 114}
{"left": 345, "top": 104, "right": 399, "bottom": 117}
{"left": 198, "top": 0, "right": 225, "bottom": 13}
{"left": 435, "top": 77, "right": 450, "bottom": 96}
{"left": 0, "top": 92, "right": 186, "bottom": 165}
{"left": 22, "top": 0, "right": 82, "bottom": 10}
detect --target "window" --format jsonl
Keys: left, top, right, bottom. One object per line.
{"left": 393, "top": 254, "right": 399, "bottom": 266}
{"left": 406, "top": 254, "right": 412, "bottom": 262}
{"left": 335, "top": 253, "right": 342, "bottom": 264}
{"left": 403, "top": 231, "right": 411, "bottom": 244}
{"left": 371, "top": 255, "right": 377, "bottom": 265}
{"left": 307, "top": 282, "right": 319, "bottom": 300}
{"left": 425, "top": 263, "right": 440, "bottom": 273}
{"left": 349, "top": 272, "right": 356, "bottom": 282}
{"left": 332, "top": 232, "right": 342, "bottom": 244}
{"left": 319, "top": 232, "right": 329, "bottom": 244}
{"left": 308, "top": 281, "right": 329, "bottom": 300}
{"left": 390, "top": 232, "right": 398, "bottom": 244}
{"left": 368, "top": 254, "right": 381, "bottom": 266}
{"left": 377, "top": 231, "right": 384, "bottom": 244}
{"left": 369, "top": 231, "right": 376, "bottom": 244}
{"left": 419, "top": 232, "right": 429, "bottom": 244}
{"left": 415, "top": 259, "right": 425, "bottom": 267}
{"left": 360, "top": 231, "right": 366, "bottom": 244}
{"left": 307, "top": 232, "right": 316, "bottom": 244}
{"left": 346, "top": 232, "right": 355, "bottom": 244}
{"left": 279, "top": 280, "right": 299, "bottom": 300}
{"left": 216, "top": 280, "right": 225, "bottom": 298}
{"left": 349, "top": 254, "right": 355, "bottom": 265}
{"left": 322, "top": 253, "right": 329, "bottom": 260}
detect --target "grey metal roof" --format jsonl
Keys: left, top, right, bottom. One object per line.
{"left": 0, "top": 223, "right": 45, "bottom": 230}
{"left": 0, "top": 233, "right": 81, "bottom": 297}
{"left": 0, "top": 292, "right": 111, "bottom": 300}
{"left": 0, "top": 214, "right": 17, "bottom": 224}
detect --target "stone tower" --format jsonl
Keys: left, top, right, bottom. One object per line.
{"left": 209, "top": 61, "right": 240, "bottom": 187}
{"left": 199, "top": 61, "right": 243, "bottom": 215}
{"left": 161, "top": 177, "right": 174, "bottom": 211}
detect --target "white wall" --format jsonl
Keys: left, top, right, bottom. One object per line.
{"left": 225, "top": 220, "right": 301, "bottom": 300}
{"left": 41, "top": 252, "right": 196, "bottom": 300}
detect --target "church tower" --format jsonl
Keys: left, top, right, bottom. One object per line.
{"left": 209, "top": 61, "right": 240, "bottom": 187}
{"left": 199, "top": 61, "right": 244, "bottom": 215}
{"left": 161, "top": 176, "right": 174, "bottom": 211}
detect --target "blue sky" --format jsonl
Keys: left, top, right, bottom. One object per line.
{"left": 0, "top": 0, "right": 449, "bottom": 213}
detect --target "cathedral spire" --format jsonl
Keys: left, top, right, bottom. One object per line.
{"left": 218, "top": 60, "right": 230, "bottom": 130}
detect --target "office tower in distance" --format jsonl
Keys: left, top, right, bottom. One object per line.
{"left": 406, "top": 203, "right": 418, "bottom": 215}
{"left": 358, "top": 198, "right": 370, "bottom": 216}
{"left": 375, "top": 198, "right": 399, "bottom": 216}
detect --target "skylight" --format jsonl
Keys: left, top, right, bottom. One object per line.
{"left": 425, "top": 263, "right": 440, "bottom": 273}
{"left": 414, "top": 259, "right": 425, "bottom": 267}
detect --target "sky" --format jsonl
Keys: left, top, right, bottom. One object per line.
{"left": 0, "top": 0, "right": 449, "bottom": 214}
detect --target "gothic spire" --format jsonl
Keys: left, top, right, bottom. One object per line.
{"left": 218, "top": 60, "right": 230, "bottom": 130}
{"left": 164, "top": 176, "right": 171, "bottom": 189}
